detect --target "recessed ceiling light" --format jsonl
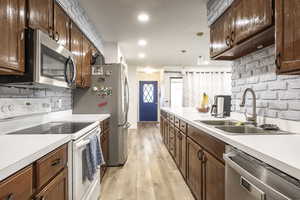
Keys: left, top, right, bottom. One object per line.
{"left": 138, "top": 53, "right": 146, "bottom": 59}
{"left": 138, "top": 39, "right": 147, "bottom": 46}
{"left": 181, "top": 50, "right": 187, "bottom": 53}
{"left": 196, "top": 32, "right": 204, "bottom": 37}
{"left": 138, "top": 13, "right": 150, "bottom": 23}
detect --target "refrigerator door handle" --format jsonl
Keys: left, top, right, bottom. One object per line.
{"left": 118, "top": 76, "right": 129, "bottom": 127}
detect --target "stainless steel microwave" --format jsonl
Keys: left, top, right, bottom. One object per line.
{"left": 0, "top": 29, "right": 76, "bottom": 88}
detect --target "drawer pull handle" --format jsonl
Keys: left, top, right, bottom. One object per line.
{"left": 5, "top": 193, "right": 14, "bottom": 200}
{"left": 51, "top": 158, "right": 61, "bottom": 166}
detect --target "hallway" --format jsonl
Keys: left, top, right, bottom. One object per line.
{"left": 100, "top": 123, "right": 195, "bottom": 200}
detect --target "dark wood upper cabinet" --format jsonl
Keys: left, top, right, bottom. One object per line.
{"left": 70, "top": 23, "right": 83, "bottom": 87}
{"left": 203, "top": 152, "right": 225, "bottom": 200}
{"left": 54, "top": 3, "right": 70, "bottom": 49}
{"left": 232, "top": 0, "right": 273, "bottom": 44}
{"left": 0, "top": 0, "right": 26, "bottom": 75}
{"left": 81, "top": 37, "right": 92, "bottom": 88}
{"left": 186, "top": 137, "right": 203, "bottom": 200}
{"left": 276, "top": 0, "right": 300, "bottom": 74}
{"left": 210, "top": 9, "right": 233, "bottom": 58}
{"left": 28, "top": 0, "right": 54, "bottom": 37}
{"left": 35, "top": 168, "right": 68, "bottom": 200}
{"left": 210, "top": 0, "right": 274, "bottom": 60}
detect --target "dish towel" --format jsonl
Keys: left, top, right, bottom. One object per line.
{"left": 85, "top": 135, "right": 105, "bottom": 181}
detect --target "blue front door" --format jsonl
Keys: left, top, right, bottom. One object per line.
{"left": 139, "top": 81, "right": 158, "bottom": 121}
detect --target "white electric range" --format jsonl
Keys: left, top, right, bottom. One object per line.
{"left": 0, "top": 98, "right": 102, "bottom": 200}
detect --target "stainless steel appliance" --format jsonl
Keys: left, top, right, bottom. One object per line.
{"left": 73, "top": 63, "right": 130, "bottom": 166}
{"left": 0, "top": 29, "right": 76, "bottom": 88}
{"left": 224, "top": 147, "right": 300, "bottom": 200}
{"left": 211, "top": 95, "right": 231, "bottom": 117}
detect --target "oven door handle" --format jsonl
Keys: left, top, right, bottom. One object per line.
{"left": 75, "top": 139, "right": 90, "bottom": 149}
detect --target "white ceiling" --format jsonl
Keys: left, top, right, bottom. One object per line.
{"left": 79, "top": 0, "right": 220, "bottom": 67}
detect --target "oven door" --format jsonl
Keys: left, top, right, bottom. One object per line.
{"left": 73, "top": 127, "right": 101, "bottom": 200}
{"left": 34, "top": 29, "right": 76, "bottom": 88}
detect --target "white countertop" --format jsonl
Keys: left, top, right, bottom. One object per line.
{"left": 161, "top": 107, "right": 300, "bottom": 180}
{"left": 0, "top": 111, "right": 111, "bottom": 181}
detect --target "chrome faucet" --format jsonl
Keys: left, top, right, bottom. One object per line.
{"left": 240, "top": 88, "right": 257, "bottom": 126}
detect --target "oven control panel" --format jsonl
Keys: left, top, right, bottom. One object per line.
{"left": 0, "top": 98, "right": 51, "bottom": 120}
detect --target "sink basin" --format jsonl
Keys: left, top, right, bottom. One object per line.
{"left": 216, "top": 126, "right": 294, "bottom": 135}
{"left": 195, "top": 120, "right": 238, "bottom": 126}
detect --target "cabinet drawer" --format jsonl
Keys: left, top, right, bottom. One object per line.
{"left": 0, "top": 165, "right": 33, "bottom": 200}
{"left": 179, "top": 120, "right": 187, "bottom": 133}
{"left": 174, "top": 117, "right": 180, "bottom": 128}
{"left": 188, "top": 125, "right": 225, "bottom": 163}
{"left": 36, "top": 144, "right": 68, "bottom": 189}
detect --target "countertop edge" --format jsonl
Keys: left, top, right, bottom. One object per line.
{"left": 161, "top": 107, "right": 300, "bottom": 180}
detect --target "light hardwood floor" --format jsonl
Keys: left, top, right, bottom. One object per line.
{"left": 100, "top": 123, "right": 195, "bottom": 200}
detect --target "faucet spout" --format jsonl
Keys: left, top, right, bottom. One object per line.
{"left": 240, "top": 88, "right": 257, "bottom": 126}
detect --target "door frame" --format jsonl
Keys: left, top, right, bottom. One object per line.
{"left": 138, "top": 80, "right": 159, "bottom": 122}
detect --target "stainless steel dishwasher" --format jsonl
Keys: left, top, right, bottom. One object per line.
{"left": 224, "top": 147, "right": 300, "bottom": 200}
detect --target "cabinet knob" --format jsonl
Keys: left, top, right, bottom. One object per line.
{"left": 48, "top": 27, "right": 54, "bottom": 38}
{"left": 225, "top": 36, "right": 231, "bottom": 47}
{"left": 54, "top": 31, "right": 60, "bottom": 42}
{"left": 275, "top": 53, "right": 281, "bottom": 70}
{"left": 51, "top": 158, "right": 61, "bottom": 166}
{"left": 230, "top": 31, "right": 235, "bottom": 45}
{"left": 20, "top": 31, "right": 24, "bottom": 41}
{"left": 197, "top": 150, "right": 204, "bottom": 161}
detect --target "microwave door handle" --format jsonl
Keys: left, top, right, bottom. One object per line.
{"left": 64, "top": 57, "right": 71, "bottom": 85}
{"left": 71, "top": 58, "right": 77, "bottom": 85}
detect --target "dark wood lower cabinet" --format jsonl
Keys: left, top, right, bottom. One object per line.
{"left": 160, "top": 110, "right": 225, "bottom": 200}
{"left": 0, "top": 145, "right": 68, "bottom": 200}
{"left": 168, "top": 125, "right": 176, "bottom": 157}
{"left": 35, "top": 168, "right": 68, "bottom": 200}
{"left": 186, "top": 137, "right": 203, "bottom": 200}
{"left": 203, "top": 152, "right": 225, "bottom": 200}
{"left": 100, "top": 118, "right": 110, "bottom": 181}
{"left": 180, "top": 131, "right": 187, "bottom": 179}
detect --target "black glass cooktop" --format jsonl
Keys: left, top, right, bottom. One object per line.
{"left": 8, "top": 122, "right": 93, "bottom": 135}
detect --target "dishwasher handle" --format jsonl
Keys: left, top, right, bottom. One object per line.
{"left": 223, "top": 153, "right": 292, "bottom": 200}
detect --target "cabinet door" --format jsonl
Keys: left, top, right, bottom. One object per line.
{"left": 0, "top": 0, "right": 25, "bottom": 74}
{"left": 186, "top": 138, "right": 203, "bottom": 200}
{"left": 276, "top": 0, "right": 300, "bottom": 74}
{"left": 35, "top": 168, "right": 68, "bottom": 200}
{"left": 160, "top": 117, "right": 164, "bottom": 138}
{"left": 203, "top": 152, "right": 225, "bottom": 200}
{"left": 81, "top": 37, "right": 92, "bottom": 88}
{"left": 179, "top": 131, "right": 187, "bottom": 179}
{"left": 232, "top": 0, "right": 273, "bottom": 44}
{"left": 168, "top": 125, "right": 176, "bottom": 157}
{"left": 71, "top": 23, "right": 83, "bottom": 87}
{"left": 28, "top": 0, "right": 54, "bottom": 37}
{"left": 54, "top": 3, "right": 70, "bottom": 49}
{"left": 164, "top": 121, "right": 169, "bottom": 146}
{"left": 210, "top": 10, "right": 232, "bottom": 58}
{"left": 175, "top": 128, "right": 181, "bottom": 167}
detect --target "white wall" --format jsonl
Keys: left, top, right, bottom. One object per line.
{"left": 103, "top": 42, "right": 126, "bottom": 64}
{"left": 127, "top": 66, "right": 138, "bottom": 129}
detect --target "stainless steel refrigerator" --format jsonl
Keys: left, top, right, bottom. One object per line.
{"left": 73, "top": 63, "right": 129, "bottom": 166}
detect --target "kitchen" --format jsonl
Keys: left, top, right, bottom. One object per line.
{"left": 1, "top": 0, "right": 300, "bottom": 200}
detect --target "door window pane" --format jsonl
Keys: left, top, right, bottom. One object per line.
{"left": 143, "top": 84, "right": 154, "bottom": 103}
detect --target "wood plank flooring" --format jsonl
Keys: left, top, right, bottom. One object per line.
{"left": 100, "top": 123, "right": 195, "bottom": 200}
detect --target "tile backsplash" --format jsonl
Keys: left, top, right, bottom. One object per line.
{"left": 0, "top": 86, "right": 72, "bottom": 112}
{"left": 231, "top": 46, "right": 300, "bottom": 121}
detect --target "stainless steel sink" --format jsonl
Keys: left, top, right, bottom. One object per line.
{"left": 195, "top": 120, "right": 238, "bottom": 126}
{"left": 216, "top": 126, "right": 294, "bottom": 135}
